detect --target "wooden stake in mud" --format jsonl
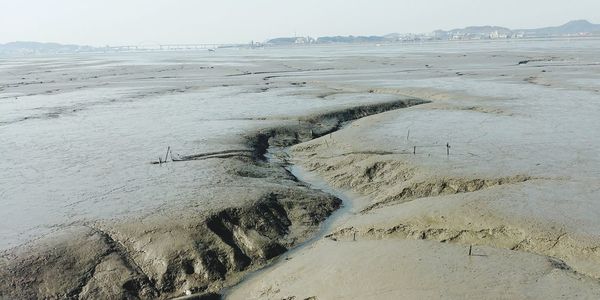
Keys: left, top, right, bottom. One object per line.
{"left": 413, "top": 146, "right": 416, "bottom": 155}
{"left": 468, "top": 245, "right": 473, "bottom": 256}
{"left": 353, "top": 232, "right": 356, "bottom": 241}
{"left": 165, "top": 146, "right": 171, "bottom": 162}
{"left": 446, "top": 143, "right": 451, "bottom": 156}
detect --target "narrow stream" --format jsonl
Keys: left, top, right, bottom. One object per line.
{"left": 221, "top": 147, "right": 368, "bottom": 298}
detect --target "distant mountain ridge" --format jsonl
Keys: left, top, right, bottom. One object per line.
{"left": 3, "top": 20, "right": 599, "bottom": 54}
{"left": 434, "top": 19, "right": 600, "bottom": 39}
{"left": 268, "top": 20, "right": 600, "bottom": 45}
{"left": 516, "top": 20, "right": 600, "bottom": 35}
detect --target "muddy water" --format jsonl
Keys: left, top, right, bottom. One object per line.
{"left": 221, "top": 151, "right": 367, "bottom": 298}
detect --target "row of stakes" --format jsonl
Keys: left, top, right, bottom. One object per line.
{"left": 158, "top": 146, "right": 172, "bottom": 165}
{"left": 352, "top": 231, "right": 475, "bottom": 256}
{"left": 409, "top": 129, "right": 452, "bottom": 155}
{"left": 156, "top": 138, "right": 452, "bottom": 163}
{"left": 413, "top": 143, "right": 451, "bottom": 156}
{"left": 326, "top": 129, "right": 452, "bottom": 156}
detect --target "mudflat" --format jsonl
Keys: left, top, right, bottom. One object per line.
{"left": 2, "top": 39, "right": 600, "bottom": 299}
{"left": 228, "top": 39, "right": 600, "bottom": 299}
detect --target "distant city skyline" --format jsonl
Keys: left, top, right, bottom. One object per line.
{"left": 1, "top": 0, "right": 600, "bottom": 46}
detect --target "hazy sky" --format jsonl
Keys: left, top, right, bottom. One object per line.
{"left": 1, "top": 0, "right": 599, "bottom": 46}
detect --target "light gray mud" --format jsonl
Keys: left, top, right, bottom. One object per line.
{"left": 0, "top": 95, "right": 425, "bottom": 299}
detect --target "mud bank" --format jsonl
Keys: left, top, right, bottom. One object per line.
{"left": 0, "top": 189, "right": 339, "bottom": 299}
{"left": 286, "top": 102, "right": 600, "bottom": 281}
{"left": 0, "top": 98, "right": 424, "bottom": 299}
{"left": 229, "top": 78, "right": 600, "bottom": 298}
{"left": 227, "top": 40, "right": 600, "bottom": 298}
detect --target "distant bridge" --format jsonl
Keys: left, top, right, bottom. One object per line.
{"left": 104, "top": 43, "right": 249, "bottom": 52}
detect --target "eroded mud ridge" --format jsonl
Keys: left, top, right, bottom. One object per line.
{"left": 360, "top": 175, "right": 532, "bottom": 213}
{"left": 0, "top": 98, "right": 425, "bottom": 299}
{"left": 324, "top": 215, "right": 600, "bottom": 283}
{"left": 292, "top": 144, "right": 600, "bottom": 281}
{"left": 0, "top": 189, "right": 339, "bottom": 299}
{"left": 297, "top": 152, "right": 531, "bottom": 211}
{"left": 247, "top": 98, "right": 427, "bottom": 154}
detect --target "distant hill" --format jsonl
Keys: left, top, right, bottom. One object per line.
{"left": 316, "top": 35, "right": 388, "bottom": 44}
{"left": 452, "top": 25, "right": 512, "bottom": 34}
{"left": 5, "top": 20, "right": 600, "bottom": 53}
{"left": 267, "top": 20, "right": 600, "bottom": 45}
{"left": 434, "top": 26, "right": 513, "bottom": 39}
{"left": 433, "top": 20, "right": 600, "bottom": 39}
{"left": 266, "top": 35, "right": 388, "bottom": 45}
{"left": 267, "top": 37, "right": 301, "bottom": 45}
{"left": 516, "top": 20, "right": 600, "bottom": 36}
{"left": 0, "top": 41, "right": 98, "bottom": 55}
